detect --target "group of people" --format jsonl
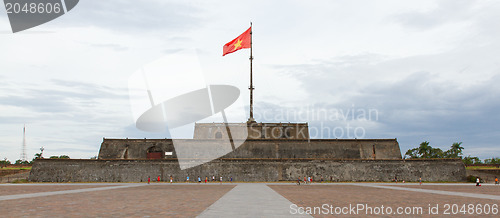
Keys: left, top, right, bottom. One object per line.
{"left": 147, "top": 175, "right": 174, "bottom": 184}
{"left": 297, "top": 176, "right": 324, "bottom": 185}
{"left": 147, "top": 175, "right": 499, "bottom": 185}
{"left": 475, "top": 176, "right": 499, "bottom": 186}
{"left": 189, "top": 175, "right": 232, "bottom": 183}
{"left": 149, "top": 175, "right": 233, "bottom": 184}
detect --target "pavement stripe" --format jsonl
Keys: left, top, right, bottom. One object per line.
{"left": 197, "top": 183, "right": 312, "bottom": 218}
{"left": 352, "top": 184, "right": 500, "bottom": 200}
{"left": 0, "top": 184, "right": 145, "bottom": 201}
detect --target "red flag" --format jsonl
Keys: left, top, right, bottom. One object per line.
{"left": 223, "top": 27, "right": 251, "bottom": 56}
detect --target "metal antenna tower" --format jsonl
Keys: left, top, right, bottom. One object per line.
{"left": 20, "top": 125, "right": 27, "bottom": 161}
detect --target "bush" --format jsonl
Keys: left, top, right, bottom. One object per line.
{"left": 466, "top": 175, "right": 477, "bottom": 183}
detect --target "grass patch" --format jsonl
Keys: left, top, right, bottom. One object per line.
{"left": 10, "top": 179, "right": 29, "bottom": 183}
{"left": 1, "top": 167, "right": 32, "bottom": 170}
{"left": 466, "top": 166, "right": 500, "bottom": 170}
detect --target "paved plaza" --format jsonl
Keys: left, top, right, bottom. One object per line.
{"left": 0, "top": 182, "right": 499, "bottom": 217}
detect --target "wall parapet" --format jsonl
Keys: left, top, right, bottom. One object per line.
{"left": 29, "top": 158, "right": 465, "bottom": 183}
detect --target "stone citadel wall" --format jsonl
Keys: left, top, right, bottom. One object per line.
{"left": 98, "top": 138, "right": 402, "bottom": 160}
{"left": 28, "top": 158, "right": 466, "bottom": 182}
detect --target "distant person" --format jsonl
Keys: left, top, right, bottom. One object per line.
{"left": 307, "top": 176, "right": 311, "bottom": 184}
{"left": 304, "top": 176, "right": 306, "bottom": 184}
{"left": 212, "top": 175, "right": 215, "bottom": 182}
{"left": 198, "top": 176, "right": 201, "bottom": 183}
{"left": 230, "top": 176, "right": 233, "bottom": 183}
{"left": 495, "top": 176, "right": 498, "bottom": 185}
{"left": 170, "top": 176, "right": 173, "bottom": 184}
{"left": 148, "top": 176, "right": 150, "bottom": 184}
{"left": 205, "top": 176, "right": 208, "bottom": 183}
{"left": 320, "top": 176, "right": 323, "bottom": 183}
{"left": 476, "top": 177, "right": 481, "bottom": 186}
{"left": 297, "top": 177, "right": 301, "bottom": 185}
{"left": 187, "top": 176, "right": 190, "bottom": 183}
{"left": 419, "top": 177, "right": 422, "bottom": 185}
{"left": 220, "top": 176, "right": 223, "bottom": 184}
{"left": 158, "top": 175, "right": 160, "bottom": 182}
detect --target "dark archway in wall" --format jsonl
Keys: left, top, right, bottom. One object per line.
{"left": 215, "top": 132, "right": 222, "bottom": 139}
{"left": 147, "top": 146, "right": 163, "bottom": 159}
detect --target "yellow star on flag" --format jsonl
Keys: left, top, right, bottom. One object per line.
{"left": 233, "top": 39, "right": 243, "bottom": 50}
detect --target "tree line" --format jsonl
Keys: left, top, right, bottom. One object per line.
{"left": 1, "top": 153, "right": 70, "bottom": 166}
{"left": 404, "top": 141, "right": 500, "bottom": 165}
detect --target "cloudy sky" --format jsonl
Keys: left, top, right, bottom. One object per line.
{"left": 1, "top": 0, "right": 499, "bottom": 161}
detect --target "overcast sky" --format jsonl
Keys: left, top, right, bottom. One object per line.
{"left": 1, "top": 0, "right": 499, "bottom": 161}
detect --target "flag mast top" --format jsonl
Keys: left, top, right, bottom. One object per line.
{"left": 248, "top": 22, "right": 256, "bottom": 123}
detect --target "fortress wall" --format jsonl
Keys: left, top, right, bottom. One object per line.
{"left": 99, "top": 139, "right": 176, "bottom": 159}
{"left": 98, "top": 138, "right": 402, "bottom": 160}
{"left": 28, "top": 159, "right": 465, "bottom": 182}
{"left": 194, "top": 123, "right": 310, "bottom": 140}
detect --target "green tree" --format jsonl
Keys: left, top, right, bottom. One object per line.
{"left": 418, "top": 141, "right": 432, "bottom": 158}
{"left": 404, "top": 148, "right": 419, "bottom": 159}
{"left": 14, "top": 159, "right": 30, "bottom": 165}
{"left": 484, "top": 157, "right": 500, "bottom": 164}
{"left": 1, "top": 158, "right": 10, "bottom": 167}
{"left": 405, "top": 141, "right": 446, "bottom": 159}
{"left": 49, "top": 155, "right": 70, "bottom": 159}
{"left": 462, "top": 156, "right": 482, "bottom": 165}
{"left": 445, "top": 142, "right": 464, "bottom": 158}
{"left": 30, "top": 152, "right": 43, "bottom": 164}
{"left": 428, "top": 147, "right": 444, "bottom": 158}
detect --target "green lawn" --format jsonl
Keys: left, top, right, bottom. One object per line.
{"left": 465, "top": 166, "right": 500, "bottom": 170}
{"left": 0, "top": 166, "right": 32, "bottom": 170}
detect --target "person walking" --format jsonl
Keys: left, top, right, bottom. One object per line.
{"left": 170, "top": 175, "right": 173, "bottom": 184}
{"left": 187, "top": 176, "right": 190, "bottom": 183}
{"left": 205, "top": 176, "right": 208, "bottom": 183}
{"left": 419, "top": 177, "right": 422, "bottom": 185}
{"left": 476, "top": 177, "right": 481, "bottom": 186}
{"left": 230, "top": 176, "right": 233, "bottom": 183}
{"left": 148, "top": 176, "right": 150, "bottom": 184}
{"left": 212, "top": 175, "right": 215, "bottom": 182}
{"left": 198, "top": 176, "right": 201, "bottom": 183}
{"left": 495, "top": 176, "right": 498, "bottom": 185}
{"left": 157, "top": 175, "right": 160, "bottom": 182}
{"left": 220, "top": 176, "right": 223, "bottom": 184}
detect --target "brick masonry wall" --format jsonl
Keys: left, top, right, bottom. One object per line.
{"left": 28, "top": 158, "right": 465, "bottom": 182}
{"left": 98, "top": 138, "right": 402, "bottom": 160}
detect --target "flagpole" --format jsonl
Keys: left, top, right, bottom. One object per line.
{"left": 248, "top": 22, "right": 255, "bottom": 123}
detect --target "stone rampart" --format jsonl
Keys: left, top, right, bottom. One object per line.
{"left": 98, "top": 138, "right": 402, "bottom": 160}
{"left": 28, "top": 158, "right": 465, "bottom": 182}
